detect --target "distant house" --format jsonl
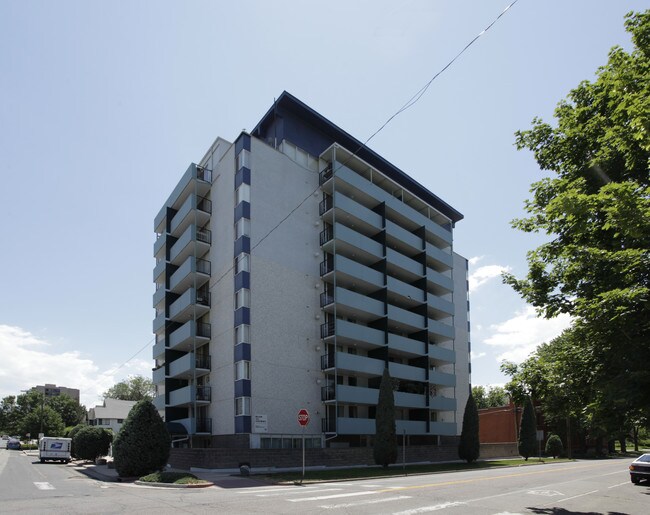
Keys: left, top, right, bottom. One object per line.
{"left": 88, "top": 398, "right": 137, "bottom": 434}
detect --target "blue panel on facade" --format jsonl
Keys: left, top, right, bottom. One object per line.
{"left": 235, "top": 415, "right": 252, "bottom": 433}
{"left": 234, "top": 307, "right": 251, "bottom": 326}
{"left": 234, "top": 343, "right": 251, "bottom": 361}
{"left": 235, "top": 167, "right": 251, "bottom": 188}
{"left": 235, "top": 133, "right": 251, "bottom": 154}
{"left": 234, "top": 236, "right": 251, "bottom": 256}
{"left": 234, "top": 201, "right": 251, "bottom": 221}
{"left": 235, "top": 379, "right": 251, "bottom": 397}
{"left": 235, "top": 271, "right": 250, "bottom": 291}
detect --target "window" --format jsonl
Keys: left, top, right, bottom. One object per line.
{"left": 236, "top": 183, "right": 250, "bottom": 204}
{"left": 235, "top": 324, "right": 250, "bottom": 344}
{"left": 235, "top": 218, "right": 251, "bottom": 238}
{"left": 237, "top": 149, "right": 250, "bottom": 170}
{"left": 235, "top": 397, "right": 251, "bottom": 416}
{"left": 117, "top": 419, "right": 123, "bottom": 424}
{"left": 235, "top": 360, "right": 251, "bottom": 381}
{"left": 235, "top": 288, "right": 250, "bottom": 309}
{"left": 235, "top": 253, "right": 250, "bottom": 274}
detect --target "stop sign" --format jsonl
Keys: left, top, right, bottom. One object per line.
{"left": 297, "top": 408, "right": 310, "bottom": 427}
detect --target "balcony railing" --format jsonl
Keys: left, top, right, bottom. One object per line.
{"left": 196, "top": 386, "right": 211, "bottom": 402}
{"left": 196, "top": 257, "right": 211, "bottom": 275}
{"left": 195, "top": 417, "right": 212, "bottom": 433}
{"left": 196, "top": 166, "right": 212, "bottom": 183}
{"left": 197, "top": 196, "right": 212, "bottom": 215}
{"left": 195, "top": 354, "right": 211, "bottom": 370}
{"left": 321, "top": 386, "right": 335, "bottom": 401}
{"left": 320, "top": 319, "right": 335, "bottom": 338}
{"left": 197, "top": 322, "right": 211, "bottom": 338}
{"left": 320, "top": 257, "right": 334, "bottom": 276}
{"left": 320, "top": 353, "right": 334, "bottom": 370}
{"left": 319, "top": 195, "right": 333, "bottom": 216}
{"left": 319, "top": 226, "right": 333, "bottom": 246}
{"left": 319, "top": 165, "right": 333, "bottom": 185}
{"left": 320, "top": 291, "right": 334, "bottom": 308}
{"left": 196, "top": 289, "right": 211, "bottom": 307}
{"left": 197, "top": 228, "right": 212, "bottom": 244}
{"left": 322, "top": 418, "right": 336, "bottom": 433}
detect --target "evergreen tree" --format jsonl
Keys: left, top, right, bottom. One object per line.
{"left": 73, "top": 426, "right": 113, "bottom": 461}
{"left": 112, "top": 400, "right": 170, "bottom": 478}
{"left": 373, "top": 368, "right": 397, "bottom": 468}
{"left": 545, "top": 434, "right": 564, "bottom": 458}
{"left": 519, "top": 397, "right": 538, "bottom": 460}
{"left": 458, "top": 393, "right": 480, "bottom": 463}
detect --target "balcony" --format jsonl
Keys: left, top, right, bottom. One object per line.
{"left": 152, "top": 312, "right": 167, "bottom": 333}
{"left": 335, "top": 319, "right": 384, "bottom": 349}
{"left": 153, "top": 232, "right": 168, "bottom": 260}
{"left": 333, "top": 287, "right": 384, "bottom": 322}
{"left": 320, "top": 319, "right": 335, "bottom": 339}
{"left": 169, "top": 194, "right": 212, "bottom": 238}
{"left": 168, "top": 353, "right": 211, "bottom": 379}
{"left": 322, "top": 223, "right": 383, "bottom": 263}
{"left": 169, "top": 320, "right": 211, "bottom": 352}
{"left": 152, "top": 394, "right": 166, "bottom": 411}
{"left": 319, "top": 291, "right": 334, "bottom": 308}
{"left": 429, "top": 369, "right": 456, "bottom": 387}
{"left": 428, "top": 344, "right": 455, "bottom": 363}
{"left": 428, "top": 318, "right": 455, "bottom": 341}
{"left": 322, "top": 418, "right": 336, "bottom": 433}
{"left": 426, "top": 268, "right": 453, "bottom": 294}
{"left": 152, "top": 365, "right": 166, "bottom": 385}
{"left": 152, "top": 339, "right": 166, "bottom": 360}
{"left": 169, "top": 225, "right": 211, "bottom": 265}
{"left": 320, "top": 353, "right": 334, "bottom": 370}
{"left": 319, "top": 225, "right": 333, "bottom": 246}
{"left": 168, "top": 287, "right": 210, "bottom": 323}
{"left": 169, "top": 256, "right": 210, "bottom": 294}
{"left": 318, "top": 195, "right": 333, "bottom": 216}
{"left": 167, "top": 385, "right": 211, "bottom": 407}
{"left": 429, "top": 395, "right": 456, "bottom": 411}
{"left": 319, "top": 165, "right": 333, "bottom": 185}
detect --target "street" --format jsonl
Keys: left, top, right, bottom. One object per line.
{"left": 1, "top": 448, "right": 648, "bottom": 514}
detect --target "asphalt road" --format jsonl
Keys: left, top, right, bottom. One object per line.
{"left": 1, "top": 448, "right": 648, "bottom": 514}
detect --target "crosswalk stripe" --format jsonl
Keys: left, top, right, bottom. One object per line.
{"left": 256, "top": 488, "right": 342, "bottom": 497}
{"left": 34, "top": 482, "right": 55, "bottom": 490}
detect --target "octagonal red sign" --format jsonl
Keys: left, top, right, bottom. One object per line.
{"left": 297, "top": 408, "right": 310, "bottom": 427}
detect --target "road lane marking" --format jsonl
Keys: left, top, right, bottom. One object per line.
{"left": 607, "top": 481, "right": 630, "bottom": 489}
{"left": 553, "top": 489, "right": 599, "bottom": 504}
{"left": 375, "top": 462, "right": 612, "bottom": 494}
{"left": 393, "top": 501, "right": 466, "bottom": 514}
{"left": 34, "top": 482, "right": 55, "bottom": 490}
{"left": 288, "top": 490, "right": 378, "bottom": 502}
{"left": 320, "top": 495, "right": 411, "bottom": 509}
{"left": 527, "top": 489, "right": 563, "bottom": 496}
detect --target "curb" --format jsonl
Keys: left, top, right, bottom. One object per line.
{"left": 134, "top": 480, "right": 214, "bottom": 488}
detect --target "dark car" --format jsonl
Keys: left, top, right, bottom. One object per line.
{"left": 629, "top": 453, "right": 650, "bottom": 484}
{"left": 7, "top": 438, "right": 21, "bottom": 450}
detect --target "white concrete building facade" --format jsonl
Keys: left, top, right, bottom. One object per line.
{"left": 152, "top": 92, "right": 470, "bottom": 449}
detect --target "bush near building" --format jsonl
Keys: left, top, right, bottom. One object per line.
{"left": 73, "top": 426, "right": 113, "bottom": 462}
{"left": 458, "top": 393, "right": 480, "bottom": 463}
{"left": 545, "top": 434, "right": 564, "bottom": 458}
{"left": 518, "top": 397, "right": 538, "bottom": 460}
{"left": 373, "top": 368, "right": 397, "bottom": 468}
{"left": 112, "top": 400, "right": 170, "bottom": 478}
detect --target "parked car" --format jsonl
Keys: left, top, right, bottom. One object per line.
{"left": 1, "top": 435, "right": 10, "bottom": 449}
{"left": 7, "top": 438, "right": 21, "bottom": 450}
{"left": 629, "top": 453, "right": 650, "bottom": 484}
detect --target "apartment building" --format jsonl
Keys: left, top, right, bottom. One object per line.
{"left": 32, "top": 384, "right": 80, "bottom": 403}
{"left": 152, "top": 92, "right": 470, "bottom": 449}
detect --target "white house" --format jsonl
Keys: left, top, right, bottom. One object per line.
{"left": 88, "top": 398, "right": 137, "bottom": 434}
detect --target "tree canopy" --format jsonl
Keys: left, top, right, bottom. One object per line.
{"left": 103, "top": 375, "right": 155, "bottom": 402}
{"left": 504, "top": 10, "right": 650, "bottom": 430}
{"left": 472, "top": 385, "right": 509, "bottom": 409}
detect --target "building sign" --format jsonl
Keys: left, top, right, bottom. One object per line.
{"left": 253, "top": 414, "right": 268, "bottom": 433}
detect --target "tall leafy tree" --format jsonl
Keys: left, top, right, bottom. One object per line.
{"left": 504, "top": 10, "right": 650, "bottom": 417}
{"left": 373, "top": 368, "right": 397, "bottom": 468}
{"left": 46, "top": 394, "right": 86, "bottom": 427}
{"left": 519, "top": 397, "right": 538, "bottom": 460}
{"left": 103, "top": 375, "right": 154, "bottom": 402}
{"left": 458, "top": 393, "right": 480, "bottom": 463}
{"left": 21, "top": 406, "right": 65, "bottom": 438}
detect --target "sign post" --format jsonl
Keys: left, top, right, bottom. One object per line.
{"left": 297, "top": 408, "right": 310, "bottom": 483}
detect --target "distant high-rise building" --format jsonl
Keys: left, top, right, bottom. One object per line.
{"left": 32, "top": 383, "right": 80, "bottom": 403}
{"left": 152, "top": 92, "right": 471, "bottom": 449}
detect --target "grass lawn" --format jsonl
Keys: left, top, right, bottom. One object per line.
{"left": 264, "top": 457, "right": 573, "bottom": 483}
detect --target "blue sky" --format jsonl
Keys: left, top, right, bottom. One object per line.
{"left": 0, "top": 0, "right": 645, "bottom": 407}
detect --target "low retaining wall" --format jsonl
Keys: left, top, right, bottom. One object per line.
{"left": 169, "top": 445, "right": 461, "bottom": 471}
{"left": 479, "top": 442, "right": 519, "bottom": 458}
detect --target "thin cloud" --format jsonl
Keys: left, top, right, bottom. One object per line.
{"left": 470, "top": 351, "right": 486, "bottom": 360}
{"left": 468, "top": 264, "right": 511, "bottom": 293}
{"left": 0, "top": 324, "right": 152, "bottom": 407}
{"left": 483, "top": 306, "right": 572, "bottom": 363}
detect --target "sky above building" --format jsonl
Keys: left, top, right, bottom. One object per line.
{"left": 0, "top": 0, "right": 645, "bottom": 407}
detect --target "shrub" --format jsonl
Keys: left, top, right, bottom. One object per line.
{"left": 458, "top": 393, "right": 480, "bottom": 463}
{"left": 112, "top": 400, "right": 170, "bottom": 478}
{"left": 139, "top": 471, "right": 204, "bottom": 484}
{"left": 373, "top": 368, "right": 397, "bottom": 468}
{"left": 73, "top": 426, "right": 113, "bottom": 461}
{"left": 67, "top": 424, "right": 87, "bottom": 458}
{"left": 518, "top": 397, "right": 537, "bottom": 460}
{"left": 545, "top": 434, "right": 564, "bottom": 458}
